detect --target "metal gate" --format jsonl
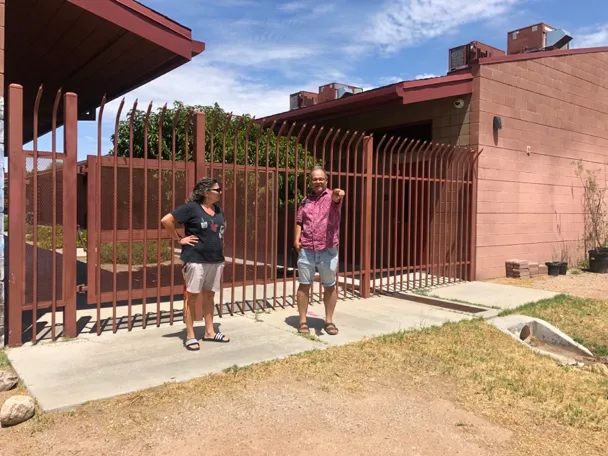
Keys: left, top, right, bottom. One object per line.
{"left": 5, "top": 84, "right": 480, "bottom": 346}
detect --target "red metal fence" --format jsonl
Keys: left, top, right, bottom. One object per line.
{"left": 5, "top": 84, "right": 480, "bottom": 346}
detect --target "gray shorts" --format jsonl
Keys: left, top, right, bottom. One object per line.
{"left": 182, "top": 262, "right": 224, "bottom": 294}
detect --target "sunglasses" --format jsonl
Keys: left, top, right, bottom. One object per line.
{"left": 210, "top": 188, "right": 222, "bottom": 193}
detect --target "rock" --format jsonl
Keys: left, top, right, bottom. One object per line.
{"left": 590, "top": 363, "right": 608, "bottom": 377}
{"left": 0, "top": 371, "right": 19, "bottom": 392}
{"left": 0, "top": 395, "right": 35, "bottom": 427}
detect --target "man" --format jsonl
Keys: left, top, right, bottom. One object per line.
{"left": 294, "top": 166, "right": 345, "bottom": 335}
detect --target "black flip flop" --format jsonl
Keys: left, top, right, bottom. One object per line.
{"left": 202, "top": 332, "right": 230, "bottom": 343}
{"left": 298, "top": 322, "right": 310, "bottom": 334}
{"left": 184, "top": 338, "right": 200, "bottom": 351}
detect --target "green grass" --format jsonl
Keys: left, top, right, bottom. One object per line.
{"left": 0, "top": 348, "right": 10, "bottom": 369}
{"left": 501, "top": 294, "right": 608, "bottom": 357}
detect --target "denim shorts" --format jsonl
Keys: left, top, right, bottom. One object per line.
{"left": 297, "top": 247, "right": 338, "bottom": 288}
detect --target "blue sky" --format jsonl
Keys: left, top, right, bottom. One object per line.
{"left": 30, "top": 0, "right": 608, "bottom": 159}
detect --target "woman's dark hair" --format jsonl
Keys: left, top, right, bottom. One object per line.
{"left": 189, "top": 177, "right": 219, "bottom": 203}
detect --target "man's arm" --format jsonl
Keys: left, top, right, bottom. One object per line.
{"left": 332, "top": 188, "right": 345, "bottom": 204}
{"left": 294, "top": 224, "right": 302, "bottom": 251}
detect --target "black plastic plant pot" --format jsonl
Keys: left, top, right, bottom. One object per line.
{"left": 546, "top": 262, "right": 560, "bottom": 277}
{"left": 589, "top": 249, "right": 608, "bottom": 274}
{"left": 558, "top": 262, "right": 568, "bottom": 275}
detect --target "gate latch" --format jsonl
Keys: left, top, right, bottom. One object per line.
{"left": 76, "top": 284, "right": 88, "bottom": 294}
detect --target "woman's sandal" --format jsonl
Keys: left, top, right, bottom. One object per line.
{"left": 324, "top": 323, "right": 339, "bottom": 336}
{"left": 298, "top": 322, "right": 310, "bottom": 334}
{"left": 185, "top": 338, "right": 200, "bottom": 351}
{"left": 202, "top": 332, "right": 230, "bottom": 343}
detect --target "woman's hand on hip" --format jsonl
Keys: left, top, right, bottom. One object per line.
{"left": 179, "top": 235, "right": 198, "bottom": 246}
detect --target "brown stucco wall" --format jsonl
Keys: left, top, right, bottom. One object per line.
{"left": 470, "top": 52, "right": 608, "bottom": 279}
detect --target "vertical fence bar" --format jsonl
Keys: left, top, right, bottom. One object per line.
{"left": 385, "top": 138, "right": 398, "bottom": 292}
{"left": 242, "top": 120, "right": 254, "bottom": 312}
{"left": 405, "top": 140, "right": 420, "bottom": 291}
{"left": 291, "top": 125, "right": 305, "bottom": 306}
{"left": 142, "top": 103, "right": 152, "bottom": 329}
{"left": 453, "top": 149, "right": 468, "bottom": 283}
{"left": 343, "top": 132, "right": 355, "bottom": 297}
{"left": 183, "top": 110, "right": 192, "bottom": 321}
{"left": 282, "top": 123, "right": 296, "bottom": 308}
{"left": 380, "top": 138, "right": 400, "bottom": 292}
{"left": 469, "top": 149, "right": 482, "bottom": 281}
{"left": 50, "top": 89, "right": 62, "bottom": 341}
{"left": 422, "top": 144, "right": 432, "bottom": 288}
{"left": 127, "top": 100, "right": 138, "bottom": 330}
{"left": 411, "top": 142, "right": 422, "bottom": 289}
{"left": 272, "top": 123, "right": 285, "bottom": 309}
{"left": 192, "top": 111, "right": 206, "bottom": 322}
{"left": 336, "top": 130, "right": 348, "bottom": 296}
{"left": 398, "top": 140, "right": 415, "bottom": 291}
{"left": 310, "top": 127, "right": 323, "bottom": 305}
{"left": 351, "top": 134, "right": 363, "bottom": 295}
{"left": 156, "top": 105, "right": 167, "bottom": 326}
{"left": 252, "top": 123, "right": 264, "bottom": 313}
{"left": 441, "top": 147, "right": 454, "bottom": 284}
{"left": 455, "top": 150, "right": 466, "bottom": 282}
{"left": 392, "top": 139, "right": 407, "bottom": 290}
{"left": 112, "top": 99, "right": 125, "bottom": 332}
{"left": 222, "top": 113, "right": 232, "bottom": 315}
{"left": 62, "top": 92, "right": 78, "bottom": 339}
{"left": 430, "top": 145, "right": 448, "bottom": 286}
{"left": 230, "top": 117, "right": 242, "bottom": 315}
{"left": 169, "top": 107, "right": 181, "bottom": 324}
{"left": 31, "top": 86, "right": 43, "bottom": 344}
{"left": 360, "top": 135, "right": 373, "bottom": 298}
{"left": 417, "top": 143, "right": 427, "bottom": 289}
{"left": 7, "top": 85, "right": 24, "bottom": 346}
{"left": 263, "top": 122, "right": 278, "bottom": 309}
{"left": 96, "top": 96, "right": 106, "bottom": 334}
{"left": 371, "top": 136, "right": 387, "bottom": 294}
{"left": 51, "top": 89, "right": 62, "bottom": 340}
{"left": 461, "top": 150, "right": 473, "bottom": 282}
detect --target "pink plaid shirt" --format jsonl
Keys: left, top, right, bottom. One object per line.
{"left": 296, "top": 188, "right": 342, "bottom": 251}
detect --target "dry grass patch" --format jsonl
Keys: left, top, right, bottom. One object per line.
{"left": 501, "top": 294, "right": 608, "bottom": 357}
{"left": 2, "top": 320, "right": 608, "bottom": 455}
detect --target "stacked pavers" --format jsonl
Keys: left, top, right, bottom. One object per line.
{"left": 505, "top": 259, "right": 547, "bottom": 278}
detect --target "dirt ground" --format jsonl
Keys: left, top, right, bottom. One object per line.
{"left": 2, "top": 319, "right": 607, "bottom": 456}
{"left": 1, "top": 380, "right": 513, "bottom": 456}
{"left": 489, "top": 269, "right": 608, "bottom": 299}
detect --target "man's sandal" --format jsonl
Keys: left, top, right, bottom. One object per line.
{"left": 298, "top": 322, "right": 310, "bottom": 334}
{"left": 324, "top": 323, "right": 339, "bottom": 335}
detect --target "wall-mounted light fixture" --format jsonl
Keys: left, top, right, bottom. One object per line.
{"left": 493, "top": 116, "right": 502, "bottom": 131}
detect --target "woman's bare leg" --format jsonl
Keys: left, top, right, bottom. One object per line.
{"left": 202, "top": 290, "right": 230, "bottom": 341}
{"left": 184, "top": 292, "right": 200, "bottom": 346}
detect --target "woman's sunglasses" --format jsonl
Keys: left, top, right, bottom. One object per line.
{"left": 210, "top": 188, "right": 222, "bottom": 194}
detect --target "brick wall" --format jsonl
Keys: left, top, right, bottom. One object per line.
{"left": 470, "top": 52, "right": 608, "bottom": 279}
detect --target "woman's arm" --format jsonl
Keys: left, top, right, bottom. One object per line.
{"left": 161, "top": 213, "right": 197, "bottom": 246}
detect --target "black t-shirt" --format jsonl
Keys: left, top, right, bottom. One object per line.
{"left": 171, "top": 201, "right": 225, "bottom": 264}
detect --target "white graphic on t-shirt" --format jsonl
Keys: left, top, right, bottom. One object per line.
{"left": 219, "top": 225, "right": 225, "bottom": 240}
{"left": 201, "top": 221, "right": 208, "bottom": 229}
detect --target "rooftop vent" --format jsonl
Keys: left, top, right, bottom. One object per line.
{"left": 448, "top": 41, "right": 505, "bottom": 72}
{"left": 507, "top": 23, "right": 572, "bottom": 55}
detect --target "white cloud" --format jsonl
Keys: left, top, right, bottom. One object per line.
{"left": 414, "top": 73, "right": 439, "bottom": 80}
{"left": 279, "top": 2, "right": 307, "bottom": 12}
{"left": 574, "top": 24, "right": 608, "bottom": 48}
{"left": 363, "top": 0, "right": 522, "bottom": 53}
{"left": 204, "top": 44, "right": 317, "bottom": 67}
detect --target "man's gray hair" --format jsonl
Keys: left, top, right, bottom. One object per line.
{"left": 310, "top": 166, "right": 328, "bottom": 179}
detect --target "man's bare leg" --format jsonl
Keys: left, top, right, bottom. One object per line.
{"left": 202, "top": 290, "right": 230, "bottom": 341}
{"left": 297, "top": 284, "right": 311, "bottom": 332}
{"left": 184, "top": 292, "right": 200, "bottom": 348}
{"left": 323, "top": 285, "right": 338, "bottom": 335}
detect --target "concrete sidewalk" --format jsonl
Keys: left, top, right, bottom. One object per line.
{"left": 8, "top": 296, "right": 472, "bottom": 412}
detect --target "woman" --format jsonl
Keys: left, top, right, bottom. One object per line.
{"left": 161, "top": 177, "right": 230, "bottom": 350}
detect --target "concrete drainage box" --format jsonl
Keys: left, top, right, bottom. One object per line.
{"left": 489, "top": 315, "right": 594, "bottom": 365}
